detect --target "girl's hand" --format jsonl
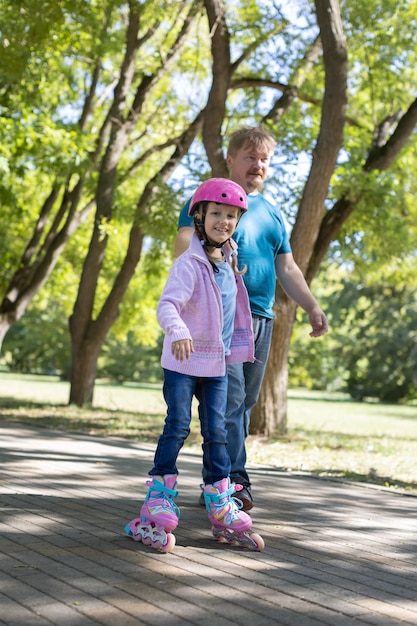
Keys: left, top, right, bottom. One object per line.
{"left": 171, "top": 339, "right": 194, "bottom": 361}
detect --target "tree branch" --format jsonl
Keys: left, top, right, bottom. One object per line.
{"left": 307, "top": 97, "right": 417, "bottom": 281}
{"left": 202, "top": 0, "right": 231, "bottom": 175}
{"left": 364, "top": 98, "right": 417, "bottom": 171}
{"left": 290, "top": 0, "right": 348, "bottom": 273}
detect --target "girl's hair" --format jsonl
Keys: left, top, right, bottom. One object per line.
{"left": 192, "top": 201, "right": 247, "bottom": 275}
{"left": 230, "top": 252, "right": 247, "bottom": 276}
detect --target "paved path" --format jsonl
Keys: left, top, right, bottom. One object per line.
{"left": 1, "top": 421, "right": 417, "bottom": 626}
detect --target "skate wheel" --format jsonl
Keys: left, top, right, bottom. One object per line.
{"left": 159, "top": 533, "right": 176, "bottom": 553}
{"left": 212, "top": 527, "right": 225, "bottom": 542}
{"left": 142, "top": 535, "right": 152, "bottom": 546}
{"left": 249, "top": 532, "right": 265, "bottom": 552}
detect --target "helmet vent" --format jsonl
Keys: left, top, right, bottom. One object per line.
{"left": 188, "top": 178, "right": 248, "bottom": 215}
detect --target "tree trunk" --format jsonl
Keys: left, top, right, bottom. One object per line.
{"left": 65, "top": 3, "right": 205, "bottom": 406}
{"left": 67, "top": 112, "right": 204, "bottom": 406}
{"left": 203, "top": 0, "right": 231, "bottom": 176}
{"left": 250, "top": 294, "right": 296, "bottom": 435}
{"left": 68, "top": 223, "right": 145, "bottom": 405}
{"left": 251, "top": 0, "right": 348, "bottom": 435}
{"left": 0, "top": 315, "right": 12, "bottom": 350}
{"left": 68, "top": 340, "right": 102, "bottom": 406}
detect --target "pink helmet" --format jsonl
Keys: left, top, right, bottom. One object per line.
{"left": 188, "top": 178, "right": 248, "bottom": 216}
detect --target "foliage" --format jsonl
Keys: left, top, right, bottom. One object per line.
{"left": 98, "top": 332, "right": 163, "bottom": 383}
{"left": 289, "top": 259, "right": 417, "bottom": 403}
{"left": 328, "top": 0, "right": 417, "bottom": 266}
{"left": 1, "top": 301, "right": 71, "bottom": 376}
{"left": 333, "top": 265, "right": 417, "bottom": 402}
{"left": 1, "top": 0, "right": 417, "bottom": 416}
{"left": 1, "top": 240, "right": 167, "bottom": 381}
{"left": 2, "top": 311, "right": 165, "bottom": 383}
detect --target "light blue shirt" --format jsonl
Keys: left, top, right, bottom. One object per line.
{"left": 213, "top": 259, "right": 237, "bottom": 355}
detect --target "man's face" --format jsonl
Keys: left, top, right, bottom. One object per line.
{"left": 226, "top": 143, "right": 272, "bottom": 194}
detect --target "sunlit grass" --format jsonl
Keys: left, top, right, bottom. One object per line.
{"left": 1, "top": 372, "right": 416, "bottom": 493}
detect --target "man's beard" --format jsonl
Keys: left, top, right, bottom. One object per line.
{"left": 246, "top": 174, "right": 264, "bottom": 193}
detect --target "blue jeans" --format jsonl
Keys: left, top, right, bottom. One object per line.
{"left": 224, "top": 315, "right": 274, "bottom": 488}
{"left": 150, "top": 369, "right": 231, "bottom": 484}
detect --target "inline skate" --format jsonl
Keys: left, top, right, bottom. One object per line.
{"left": 203, "top": 477, "right": 264, "bottom": 551}
{"left": 124, "top": 474, "right": 179, "bottom": 553}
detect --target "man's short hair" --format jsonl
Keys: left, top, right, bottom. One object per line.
{"left": 227, "top": 125, "right": 277, "bottom": 157}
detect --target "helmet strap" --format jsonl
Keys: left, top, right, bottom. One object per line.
{"left": 193, "top": 215, "right": 229, "bottom": 250}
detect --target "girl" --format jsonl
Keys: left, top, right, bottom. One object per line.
{"left": 125, "top": 178, "right": 264, "bottom": 552}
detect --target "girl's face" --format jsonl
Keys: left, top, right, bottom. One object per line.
{"left": 198, "top": 202, "right": 240, "bottom": 244}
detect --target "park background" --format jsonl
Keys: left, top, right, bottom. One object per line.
{"left": 0, "top": 1, "right": 416, "bottom": 489}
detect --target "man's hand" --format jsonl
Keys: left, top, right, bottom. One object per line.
{"left": 308, "top": 308, "right": 328, "bottom": 338}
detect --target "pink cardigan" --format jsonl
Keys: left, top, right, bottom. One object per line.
{"left": 157, "top": 233, "right": 255, "bottom": 377}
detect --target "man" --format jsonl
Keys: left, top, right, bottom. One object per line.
{"left": 175, "top": 126, "right": 328, "bottom": 510}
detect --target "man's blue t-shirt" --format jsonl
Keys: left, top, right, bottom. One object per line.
{"left": 178, "top": 193, "right": 292, "bottom": 319}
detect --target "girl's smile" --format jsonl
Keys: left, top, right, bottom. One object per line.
{"left": 197, "top": 202, "right": 240, "bottom": 245}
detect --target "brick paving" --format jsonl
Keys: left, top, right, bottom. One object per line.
{"left": 1, "top": 421, "right": 417, "bottom": 626}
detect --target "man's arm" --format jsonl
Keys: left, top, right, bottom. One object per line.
{"left": 275, "top": 253, "right": 328, "bottom": 337}
{"left": 174, "top": 226, "right": 194, "bottom": 257}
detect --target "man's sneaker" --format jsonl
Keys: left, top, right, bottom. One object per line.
{"left": 198, "top": 488, "right": 205, "bottom": 506}
{"left": 199, "top": 483, "right": 253, "bottom": 511}
{"left": 233, "top": 484, "right": 254, "bottom": 512}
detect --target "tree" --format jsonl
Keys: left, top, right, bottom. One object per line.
{"left": 251, "top": 0, "right": 417, "bottom": 434}
{"left": 288, "top": 258, "right": 417, "bottom": 403}
{"left": 0, "top": 0, "right": 149, "bottom": 348}
{"left": 339, "top": 273, "right": 417, "bottom": 403}
{"left": 68, "top": 1, "right": 206, "bottom": 404}
{"left": 67, "top": 0, "right": 288, "bottom": 405}
{"left": 2, "top": 0, "right": 417, "bottom": 431}
{"left": 250, "top": 0, "right": 347, "bottom": 434}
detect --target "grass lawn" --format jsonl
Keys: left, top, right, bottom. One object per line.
{"left": 1, "top": 372, "right": 416, "bottom": 494}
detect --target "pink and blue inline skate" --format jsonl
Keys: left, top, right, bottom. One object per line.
{"left": 203, "top": 477, "right": 264, "bottom": 551}
{"left": 124, "top": 474, "right": 179, "bottom": 553}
